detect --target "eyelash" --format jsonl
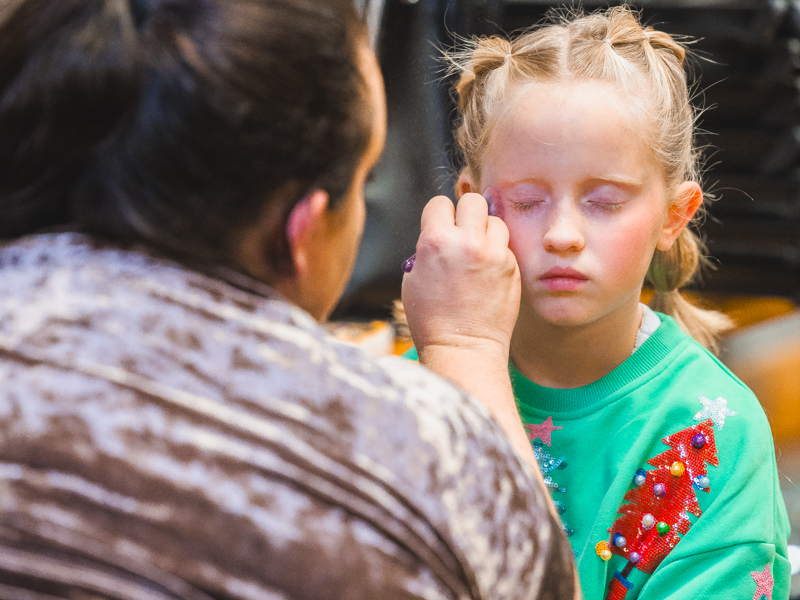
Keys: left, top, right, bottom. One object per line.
{"left": 511, "top": 200, "right": 545, "bottom": 212}
{"left": 588, "top": 200, "right": 624, "bottom": 213}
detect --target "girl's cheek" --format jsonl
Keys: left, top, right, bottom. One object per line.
{"left": 599, "top": 218, "right": 659, "bottom": 267}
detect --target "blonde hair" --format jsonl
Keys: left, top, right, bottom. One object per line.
{"left": 450, "top": 6, "right": 732, "bottom": 352}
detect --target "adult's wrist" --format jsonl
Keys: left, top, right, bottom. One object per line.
{"left": 417, "top": 337, "right": 510, "bottom": 367}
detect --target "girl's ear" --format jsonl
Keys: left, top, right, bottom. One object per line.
{"left": 456, "top": 171, "right": 476, "bottom": 199}
{"left": 657, "top": 182, "right": 703, "bottom": 251}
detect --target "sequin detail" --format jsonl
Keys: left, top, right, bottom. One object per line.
{"left": 694, "top": 394, "right": 737, "bottom": 430}
{"left": 532, "top": 439, "right": 568, "bottom": 492}
{"left": 607, "top": 420, "right": 719, "bottom": 578}
{"left": 634, "top": 468, "right": 647, "bottom": 487}
{"left": 751, "top": 564, "right": 774, "bottom": 600}
{"left": 595, "top": 540, "right": 612, "bottom": 561}
{"left": 524, "top": 416, "right": 563, "bottom": 447}
{"left": 670, "top": 461, "right": 685, "bottom": 477}
{"left": 607, "top": 571, "right": 633, "bottom": 600}
{"left": 527, "top": 421, "right": 571, "bottom": 535}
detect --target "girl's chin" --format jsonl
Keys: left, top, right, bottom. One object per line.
{"left": 521, "top": 298, "right": 600, "bottom": 327}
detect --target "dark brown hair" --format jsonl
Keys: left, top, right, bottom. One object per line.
{"left": 0, "top": 0, "right": 371, "bottom": 272}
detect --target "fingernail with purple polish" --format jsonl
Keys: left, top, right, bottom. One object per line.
{"left": 402, "top": 254, "right": 416, "bottom": 273}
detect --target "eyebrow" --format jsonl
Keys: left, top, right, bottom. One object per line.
{"left": 586, "top": 175, "right": 645, "bottom": 189}
{"left": 497, "top": 175, "right": 646, "bottom": 190}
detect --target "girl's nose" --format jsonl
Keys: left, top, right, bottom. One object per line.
{"left": 543, "top": 205, "right": 585, "bottom": 253}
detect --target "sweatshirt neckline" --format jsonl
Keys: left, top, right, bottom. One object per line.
{"left": 511, "top": 314, "right": 687, "bottom": 415}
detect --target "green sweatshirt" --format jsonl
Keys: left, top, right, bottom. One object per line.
{"left": 405, "top": 314, "right": 791, "bottom": 600}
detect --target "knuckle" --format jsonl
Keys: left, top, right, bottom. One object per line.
{"left": 419, "top": 228, "right": 449, "bottom": 253}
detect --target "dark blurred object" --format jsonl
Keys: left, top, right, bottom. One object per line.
{"left": 340, "top": 0, "right": 800, "bottom": 317}
{"left": 336, "top": 0, "right": 456, "bottom": 319}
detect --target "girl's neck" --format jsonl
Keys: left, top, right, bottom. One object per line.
{"left": 510, "top": 296, "right": 643, "bottom": 389}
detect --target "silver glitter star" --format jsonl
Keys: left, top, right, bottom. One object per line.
{"left": 693, "top": 394, "right": 737, "bottom": 430}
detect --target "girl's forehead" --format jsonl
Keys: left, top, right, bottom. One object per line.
{"left": 481, "top": 80, "right": 660, "bottom": 183}
{"left": 501, "top": 80, "right": 644, "bottom": 141}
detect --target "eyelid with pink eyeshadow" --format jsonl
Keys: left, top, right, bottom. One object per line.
{"left": 584, "top": 185, "right": 630, "bottom": 211}
{"left": 482, "top": 184, "right": 548, "bottom": 218}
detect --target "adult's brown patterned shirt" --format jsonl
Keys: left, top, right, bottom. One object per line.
{"left": 0, "top": 233, "right": 576, "bottom": 600}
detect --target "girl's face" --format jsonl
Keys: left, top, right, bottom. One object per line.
{"left": 474, "top": 82, "right": 673, "bottom": 328}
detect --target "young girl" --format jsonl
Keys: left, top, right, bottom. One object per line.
{"left": 405, "top": 7, "right": 790, "bottom": 599}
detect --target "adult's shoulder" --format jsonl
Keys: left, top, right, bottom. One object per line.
{"left": 0, "top": 233, "right": 575, "bottom": 600}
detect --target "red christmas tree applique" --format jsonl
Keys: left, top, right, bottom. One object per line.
{"left": 605, "top": 420, "right": 718, "bottom": 599}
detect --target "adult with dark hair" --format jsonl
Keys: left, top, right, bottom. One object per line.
{"left": 0, "top": 0, "right": 577, "bottom": 599}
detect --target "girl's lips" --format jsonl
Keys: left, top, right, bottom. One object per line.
{"left": 540, "top": 267, "right": 589, "bottom": 280}
{"left": 539, "top": 267, "right": 589, "bottom": 291}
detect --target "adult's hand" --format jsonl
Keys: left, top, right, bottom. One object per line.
{"left": 401, "top": 193, "right": 520, "bottom": 358}
{"left": 402, "top": 194, "right": 553, "bottom": 491}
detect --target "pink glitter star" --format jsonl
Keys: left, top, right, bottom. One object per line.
{"left": 524, "top": 416, "right": 563, "bottom": 447}
{"left": 751, "top": 563, "right": 773, "bottom": 600}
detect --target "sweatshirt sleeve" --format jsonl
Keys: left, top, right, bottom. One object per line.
{"left": 637, "top": 542, "right": 789, "bottom": 599}
{"left": 630, "top": 380, "right": 791, "bottom": 600}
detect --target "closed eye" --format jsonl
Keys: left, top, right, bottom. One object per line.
{"left": 587, "top": 199, "right": 624, "bottom": 213}
{"left": 511, "top": 198, "right": 546, "bottom": 212}
{"left": 585, "top": 184, "right": 629, "bottom": 213}
{"left": 505, "top": 183, "right": 548, "bottom": 212}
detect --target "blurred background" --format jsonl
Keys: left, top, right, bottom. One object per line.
{"left": 341, "top": 0, "right": 800, "bottom": 594}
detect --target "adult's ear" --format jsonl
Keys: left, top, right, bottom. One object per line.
{"left": 456, "top": 171, "right": 476, "bottom": 200}
{"left": 657, "top": 182, "right": 703, "bottom": 251}
{"left": 286, "top": 189, "right": 329, "bottom": 277}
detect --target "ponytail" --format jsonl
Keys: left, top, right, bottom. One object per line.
{"left": 646, "top": 228, "right": 733, "bottom": 353}
{"left": 0, "top": 0, "right": 141, "bottom": 239}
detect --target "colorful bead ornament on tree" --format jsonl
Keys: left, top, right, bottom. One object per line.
{"left": 604, "top": 420, "right": 719, "bottom": 600}
{"left": 595, "top": 540, "right": 612, "bottom": 561}
{"left": 670, "top": 461, "right": 685, "bottom": 477}
{"left": 693, "top": 475, "right": 710, "bottom": 490}
{"left": 634, "top": 468, "right": 647, "bottom": 487}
